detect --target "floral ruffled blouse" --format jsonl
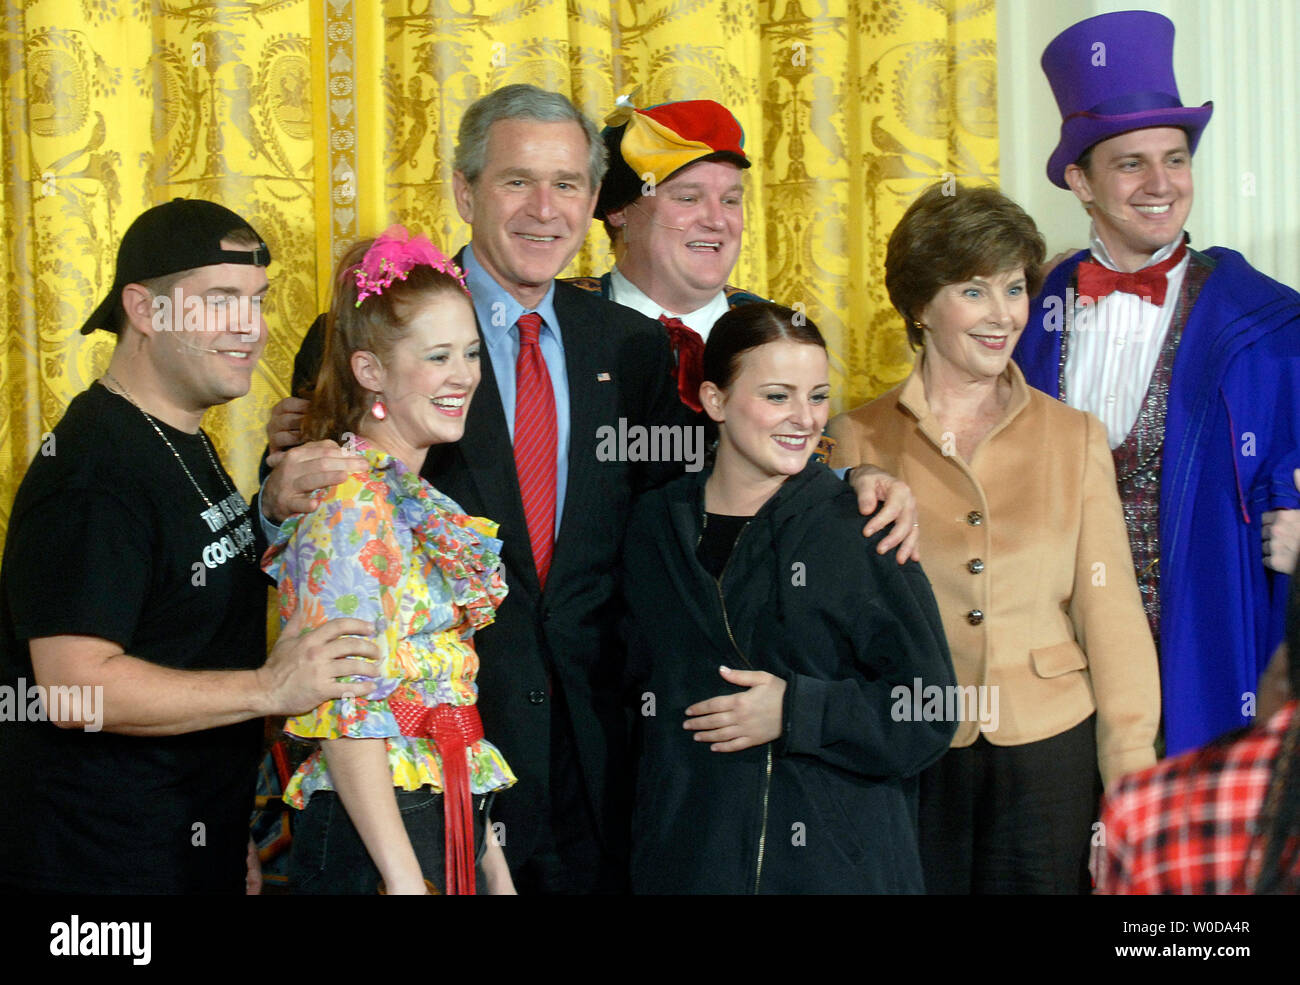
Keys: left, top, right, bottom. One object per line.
{"left": 261, "top": 440, "right": 515, "bottom": 808}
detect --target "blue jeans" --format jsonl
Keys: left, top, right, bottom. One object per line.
{"left": 289, "top": 788, "right": 494, "bottom": 894}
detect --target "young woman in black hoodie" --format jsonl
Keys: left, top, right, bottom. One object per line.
{"left": 623, "top": 302, "right": 957, "bottom": 893}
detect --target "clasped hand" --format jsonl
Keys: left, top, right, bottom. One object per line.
{"left": 1261, "top": 469, "right": 1300, "bottom": 575}
{"left": 684, "top": 665, "right": 786, "bottom": 752}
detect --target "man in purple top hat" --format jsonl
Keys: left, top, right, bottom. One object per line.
{"left": 1014, "top": 10, "right": 1300, "bottom": 757}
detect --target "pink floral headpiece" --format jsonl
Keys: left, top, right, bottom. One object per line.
{"left": 352, "top": 225, "right": 469, "bottom": 305}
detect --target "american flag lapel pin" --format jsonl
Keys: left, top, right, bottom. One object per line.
{"left": 596, "top": 372, "right": 611, "bottom": 382}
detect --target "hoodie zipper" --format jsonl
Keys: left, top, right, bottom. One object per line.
{"left": 700, "top": 510, "right": 773, "bottom": 894}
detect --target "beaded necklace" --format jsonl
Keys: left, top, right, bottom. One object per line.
{"left": 101, "top": 371, "right": 253, "bottom": 562}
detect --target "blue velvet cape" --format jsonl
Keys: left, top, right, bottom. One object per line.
{"left": 1015, "top": 248, "right": 1300, "bottom": 754}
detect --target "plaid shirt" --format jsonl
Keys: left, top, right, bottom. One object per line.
{"left": 1095, "top": 701, "right": 1297, "bottom": 894}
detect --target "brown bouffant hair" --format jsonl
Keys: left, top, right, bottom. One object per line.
{"left": 885, "top": 182, "right": 1046, "bottom": 349}
{"left": 702, "top": 302, "right": 827, "bottom": 390}
{"left": 299, "top": 239, "right": 474, "bottom": 443}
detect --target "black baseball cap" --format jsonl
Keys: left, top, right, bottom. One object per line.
{"left": 79, "top": 198, "right": 272, "bottom": 335}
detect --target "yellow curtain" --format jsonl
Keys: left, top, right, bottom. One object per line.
{"left": 0, "top": 0, "right": 997, "bottom": 550}
{"left": 0, "top": 0, "right": 319, "bottom": 541}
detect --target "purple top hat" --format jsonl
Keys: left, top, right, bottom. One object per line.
{"left": 1041, "top": 10, "right": 1212, "bottom": 188}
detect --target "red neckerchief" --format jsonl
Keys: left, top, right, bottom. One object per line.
{"left": 658, "top": 314, "right": 705, "bottom": 413}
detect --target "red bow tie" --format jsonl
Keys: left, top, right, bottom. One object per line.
{"left": 658, "top": 315, "right": 705, "bottom": 413}
{"left": 1076, "top": 242, "right": 1187, "bottom": 307}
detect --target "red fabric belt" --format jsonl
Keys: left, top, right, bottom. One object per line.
{"left": 388, "top": 700, "right": 484, "bottom": 895}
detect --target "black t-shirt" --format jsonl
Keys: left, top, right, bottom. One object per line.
{"left": 695, "top": 512, "right": 751, "bottom": 580}
{"left": 0, "top": 382, "right": 266, "bottom": 893}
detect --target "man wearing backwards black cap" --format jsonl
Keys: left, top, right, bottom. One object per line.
{"left": 1014, "top": 11, "right": 1300, "bottom": 756}
{"left": 568, "top": 97, "right": 766, "bottom": 414}
{"left": 0, "top": 199, "right": 380, "bottom": 894}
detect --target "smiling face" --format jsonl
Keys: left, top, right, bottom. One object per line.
{"left": 356, "top": 292, "right": 481, "bottom": 456}
{"left": 453, "top": 117, "right": 598, "bottom": 309}
{"left": 140, "top": 241, "right": 269, "bottom": 412}
{"left": 1064, "top": 126, "right": 1193, "bottom": 272}
{"left": 609, "top": 159, "right": 744, "bottom": 314}
{"left": 704, "top": 339, "right": 830, "bottom": 486}
{"left": 918, "top": 267, "right": 1028, "bottom": 388}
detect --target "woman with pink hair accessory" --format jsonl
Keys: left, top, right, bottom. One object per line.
{"left": 262, "top": 227, "right": 516, "bottom": 895}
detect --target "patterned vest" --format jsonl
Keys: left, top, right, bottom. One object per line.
{"left": 1058, "top": 252, "right": 1215, "bottom": 646}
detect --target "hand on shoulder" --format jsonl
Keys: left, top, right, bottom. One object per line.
{"left": 262, "top": 439, "right": 369, "bottom": 524}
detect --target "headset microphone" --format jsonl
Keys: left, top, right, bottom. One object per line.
{"left": 177, "top": 340, "right": 224, "bottom": 356}
{"left": 1092, "top": 202, "right": 1137, "bottom": 226}
{"left": 629, "top": 200, "right": 687, "bottom": 232}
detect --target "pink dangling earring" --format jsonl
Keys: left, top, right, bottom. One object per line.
{"left": 371, "top": 398, "right": 387, "bottom": 420}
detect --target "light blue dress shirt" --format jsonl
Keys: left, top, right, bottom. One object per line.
{"left": 461, "top": 245, "right": 570, "bottom": 533}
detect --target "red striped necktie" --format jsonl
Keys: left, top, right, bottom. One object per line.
{"left": 513, "top": 312, "right": 557, "bottom": 587}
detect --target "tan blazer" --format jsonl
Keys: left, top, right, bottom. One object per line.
{"left": 828, "top": 356, "right": 1159, "bottom": 788}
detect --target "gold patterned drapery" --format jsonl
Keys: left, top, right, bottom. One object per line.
{"left": 1, "top": 0, "right": 320, "bottom": 548}
{"left": 0, "top": 0, "right": 998, "bottom": 549}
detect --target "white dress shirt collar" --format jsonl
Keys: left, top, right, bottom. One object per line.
{"left": 1088, "top": 222, "right": 1183, "bottom": 272}
{"left": 1070, "top": 223, "right": 1192, "bottom": 448}
{"left": 608, "top": 266, "right": 729, "bottom": 341}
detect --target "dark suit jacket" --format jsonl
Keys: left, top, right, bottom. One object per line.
{"left": 289, "top": 270, "right": 687, "bottom": 874}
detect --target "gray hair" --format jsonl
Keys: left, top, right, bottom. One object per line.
{"left": 454, "top": 84, "right": 608, "bottom": 191}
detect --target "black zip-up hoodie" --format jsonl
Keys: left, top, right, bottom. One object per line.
{"left": 623, "top": 462, "right": 957, "bottom": 893}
